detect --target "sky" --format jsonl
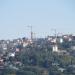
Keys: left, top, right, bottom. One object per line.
{"left": 0, "top": 0, "right": 75, "bottom": 39}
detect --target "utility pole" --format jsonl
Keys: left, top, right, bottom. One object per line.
{"left": 51, "top": 28, "right": 58, "bottom": 44}
{"left": 27, "top": 25, "right": 33, "bottom": 40}
{"left": 51, "top": 29, "right": 57, "bottom": 37}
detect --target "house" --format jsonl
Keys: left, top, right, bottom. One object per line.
{"left": 8, "top": 52, "right": 15, "bottom": 57}
{"left": 71, "top": 46, "right": 75, "bottom": 50}
{"left": 52, "top": 45, "right": 59, "bottom": 52}
{"left": 58, "top": 68, "right": 66, "bottom": 72}
{"left": 23, "top": 42, "right": 29, "bottom": 47}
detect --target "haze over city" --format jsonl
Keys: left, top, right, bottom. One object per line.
{"left": 0, "top": 0, "right": 75, "bottom": 39}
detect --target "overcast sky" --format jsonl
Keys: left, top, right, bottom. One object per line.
{"left": 0, "top": 0, "right": 75, "bottom": 39}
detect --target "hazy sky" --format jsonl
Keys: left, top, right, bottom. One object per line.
{"left": 0, "top": 0, "right": 75, "bottom": 39}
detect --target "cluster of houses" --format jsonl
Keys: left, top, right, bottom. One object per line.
{"left": 0, "top": 34, "right": 75, "bottom": 73}
{"left": 0, "top": 34, "right": 74, "bottom": 56}
{"left": 47, "top": 34, "right": 75, "bottom": 52}
{"left": 0, "top": 37, "right": 33, "bottom": 70}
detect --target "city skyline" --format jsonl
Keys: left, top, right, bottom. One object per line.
{"left": 0, "top": 0, "right": 75, "bottom": 39}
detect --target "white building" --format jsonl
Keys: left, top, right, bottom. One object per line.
{"left": 59, "top": 38, "right": 63, "bottom": 43}
{"left": 23, "top": 42, "right": 29, "bottom": 47}
{"left": 8, "top": 52, "right": 15, "bottom": 57}
{"left": 51, "top": 38, "right": 57, "bottom": 43}
{"left": 52, "top": 45, "right": 59, "bottom": 52}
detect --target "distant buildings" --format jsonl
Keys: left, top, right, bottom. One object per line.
{"left": 0, "top": 34, "right": 74, "bottom": 71}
